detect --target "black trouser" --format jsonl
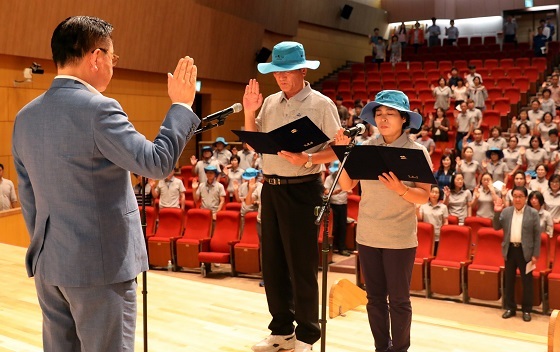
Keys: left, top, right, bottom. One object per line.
{"left": 504, "top": 34, "right": 517, "bottom": 44}
{"left": 358, "top": 244, "right": 416, "bottom": 352}
{"left": 504, "top": 244, "right": 533, "bottom": 313}
{"left": 330, "top": 203, "right": 348, "bottom": 251}
{"left": 261, "top": 177, "right": 322, "bottom": 344}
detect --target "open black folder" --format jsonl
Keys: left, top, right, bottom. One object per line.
{"left": 332, "top": 145, "right": 436, "bottom": 184}
{"left": 232, "top": 116, "right": 330, "bottom": 154}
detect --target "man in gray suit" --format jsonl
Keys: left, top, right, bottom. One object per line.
{"left": 12, "top": 16, "right": 199, "bottom": 351}
{"left": 493, "top": 186, "right": 541, "bottom": 322}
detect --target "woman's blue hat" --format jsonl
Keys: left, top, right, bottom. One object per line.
{"left": 257, "top": 42, "right": 320, "bottom": 74}
{"left": 213, "top": 137, "right": 228, "bottom": 146}
{"left": 204, "top": 165, "right": 220, "bottom": 174}
{"left": 242, "top": 168, "right": 260, "bottom": 180}
{"left": 201, "top": 146, "right": 213, "bottom": 153}
{"left": 360, "top": 90, "right": 422, "bottom": 130}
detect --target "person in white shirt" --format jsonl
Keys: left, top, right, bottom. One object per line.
{"left": 0, "top": 163, "right": 17, "bottom": 210}
{"left": 445, "top": 19, "right": 459, "bottom": 45}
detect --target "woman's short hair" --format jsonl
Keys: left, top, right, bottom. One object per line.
{"left": 549, "top": 174, "right": 560, "bottom": 189}
{"left": 451, "top": 172, "right": 465, "bottom": 191}
{"left": 528, "top": 191, "right": 545, "bottom": 207}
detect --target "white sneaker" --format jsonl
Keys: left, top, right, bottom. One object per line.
{"left": 251, "top": 333, "right": 295, "bottom": 352}
{"left": 294, "top": 340, "right": 313, "bottom": 351}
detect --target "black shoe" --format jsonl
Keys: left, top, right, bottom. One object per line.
{"left": 522, "top": 312, "right": 531, "bottom": 322}
{"left": 502, "top": 310, "right": 516, "bottom": 319}
{"left": 339, "top": 250, "right": 351, "bottom": 257}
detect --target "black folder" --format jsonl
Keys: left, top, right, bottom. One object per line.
{"left": 332, "top": 145, "right": 436, "bottom": 184}
{"left": 232, "top": 116, "right": 330, "bottom": 154}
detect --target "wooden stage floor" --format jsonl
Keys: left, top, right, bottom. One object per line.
{"left": 0, "top": 243, "right": 549, "bottom": 351}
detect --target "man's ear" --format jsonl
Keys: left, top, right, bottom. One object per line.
{"left": 89, "top": 49, "right": 100, "bottom": 71}
{"left": 301, "top": 68, "right": 307, "bottom": 77}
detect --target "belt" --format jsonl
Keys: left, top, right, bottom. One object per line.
{"left": 510, "top": 242, "right": 522, "bottom": 247}
{"left": 263, "top": 173, "right": 320, "bottom": 186}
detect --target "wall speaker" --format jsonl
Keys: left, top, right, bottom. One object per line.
{"left": 256, "top": 47, "right": 272, "bottom": 63}
{"left": 341, "top": 5, "right": 353, "bottom": 20}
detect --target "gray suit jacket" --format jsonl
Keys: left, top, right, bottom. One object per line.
{"left": 493, "top": 206, "right": 541, "bottom": 262}
{"left": 12, "top": 78, "right": 199, "bottom": 287}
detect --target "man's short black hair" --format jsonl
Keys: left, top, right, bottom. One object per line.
{"left": 51, "top": 16, "right": 113, "bottom": 68}
{"left": 0, "top": 163, "right": 3, "bottom": 170}
{"left": 512, "top": 186, "right": 528, "bottom": 197}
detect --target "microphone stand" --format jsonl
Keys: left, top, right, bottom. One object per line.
{"left": 138, "top": 115, "right": 227, "bottom": 352}
{"left": 314, "top": 136, "right": 357, "bottom": 352}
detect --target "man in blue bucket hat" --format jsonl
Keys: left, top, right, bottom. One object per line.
{"left": 243, "top": 41, "right": 341, "bottom": 352}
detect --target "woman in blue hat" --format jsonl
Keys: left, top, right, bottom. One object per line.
{"left": 335, "top": 90, "right": 432, "bottom": 352}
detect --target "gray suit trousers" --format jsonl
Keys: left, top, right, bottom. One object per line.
{"left": 35, "top": 276, "right": 137, "bottom": 352}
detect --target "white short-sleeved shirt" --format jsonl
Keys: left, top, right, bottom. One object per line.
{"left": 239, "top": 181, "right": 262, "bottom": 216}
{"left": 0, "top": 178, "right": 17, "bottom": 210}
{"left": 524, "top": 148, "right": 548, "bottom": 171}
{"left": 194, "top": 159, "right": 222, "bottom": 183}
{"left": 324, "top": 173, "right": 348, "bottom": 205}
{"left": 196, "top": 180, "right": 226, "bottom": 214}
{"left": 457, "top": 159, "right": 480, "bottom": 190}
{"left": 356, "top": 133, "right": 432, "bottom": 249}
{"left": 475, "top": 188, "right": 495, "bottom": 219}
{"left": 156, "top": 177, "right": 186, "bottom": 209}
{"left": 544, "top": 188, "right": 560, "bottom": 221}
{"left": 447, "top": 189, "right": 472, "bottom": 224}
{"left": 486, "top": 160, "right": 508, "bottom": 182}
{"left": 487, "top": 137, "right": 507, "bottom": 150}
{"left": 503, "top": 148, "right": 521, "bottom": 171}
{"left": 467, "top": 141, "right": 489, "bottom": 165}
{"left": 419, "top": 202, "right": 449, "bottom": 241}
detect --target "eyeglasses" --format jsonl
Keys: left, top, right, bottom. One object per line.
{"left": 92, "top": 48, "right": 119, "bottom": 67}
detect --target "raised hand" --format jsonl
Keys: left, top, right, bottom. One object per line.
{"left": 455, "top": 156, "right": 462, "bottom": 167}
{"left": 334, "top": 128, "right": 351, "bottom": 146}
{"left": 493, "top": 197, "right": 504, "bottom": 212}
{"left": 243, "top": 79, "right": 263, "bottom": 113}
{"left": 191, "top": 180, "right": 199, "bottom": 189}
{"left": 190, "top": 155, "right": 198, "bottom": 166}
{"left": 443, "top": 186, "right": 451, "bottom": 198}
{"left": 168, "top": 56, "right": 197, "bottom": 106}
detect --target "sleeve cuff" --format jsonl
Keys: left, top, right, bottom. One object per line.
{"left": 172, "top": 102, "right": 193, "bottom": 112}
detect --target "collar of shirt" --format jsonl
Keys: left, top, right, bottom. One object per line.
{"left": 278, "top": 81, "right": 312, "bottom": 103}
{"left": 514, "top": 205, "right": 525, "bottom": 215}
{"left": 529, "top": 148, "right": 542, "bottom": 153}
{"left": 375, "top": 132, "right": 410, "bottom": 147}
{"left": 55, "top": 75, "right": 101, "bottom": 95}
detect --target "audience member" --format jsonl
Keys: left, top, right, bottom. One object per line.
{"left": 493, "top": 186, "right": 540, "bottom": 323}
{"left": 417, "top": 185, "right": 449, "bottom": 255}
{"left": 522, "top": 136, "right": 548, "bottom": 173}
{"left": 417, "top": 125, "right": 435, "bottom": 155}
{"left": 224, "top": 155, "right": 244, "bottom": 201}
{"left": 237, "top": 167, "right": 262, "bottom": 216}
{"left": 191, "top": 145, "right": 221, "bottom": 183}
{"left": 472, "top": 172, "right": 498, "bottom": 219}
{"left": 540, "top": 88, "right": 556, "bottom": 115}
{"left": 465, "top": 65, "right": 483, "bottom": 87}
{"left": 510, "top": 109, "right": 533, "bottom": 134}
{"left": 483, "top": 148, "right": 508, "bottom": 184}
{"left": 0, "top": 163, "right": 17, "bottom": 210}
{"left": 445, "top": 20, "right": 459, "bottom": 45}
{"left": 541, "top": 20, "right": 551, "bottom": 40}
{"left": 532, "top": 26, "right": 548, "bottom": 57}
{"left": 213, "top": 137, "right": 232, "bottom": 166}
{"left": 529, "top": 163, "right": 549, "bottom": 193}
{"left": 443, "top": 172, "right": 473, "bottom": 224}
{"left": 388, "top": 35, "right": 402, "bottom": 66}
{"left": 368, "top": 27, "right": 381, "bottom": 56}
{"left": 429, "top": 108, "right": 450, "bottom": 148}
{"left": 455, "top": 146, "right": 481, "bottom": 191}
{"left": 409, "top": 22, "right": 425, "bottom": 53}
{"left": 451, "top": 78, "right": 468, "bottom": 108}
{"left": 504, "top": 170, "right": 532, "bottom": 207}
{"left": 426, "top": 17, "right": 441, "bottom": 47}
{"left": 335, "top": 95, "right": 350, "bottom": 128}
{"left": 373, "top": 36, "right": 386, "bottom": 68}
{"left": 544, "top": 174, "right": 560, "bottom": 223}
{"left": 466, "top": 99, "right": 483, "bottom": 129}
{"left": 238, "top": 142, "right": 257, "bottom": 170}
{"left": 447, "top": 67, "right": 460, "bottom": 88}
{"left": 466, "top": 128, "right": 489, "bottom": 165}
{"left": 192, "top": 165, "right": 225, "bottom": 220}
{"left": 434, "top": 154, "right": 455, "bottom": 196}
{"left": 487, "top": 126, "right": 507, "bottom": 150}
{"left": 468, "top": 77, "right": 488, "bottom": 111}
{"left": 528, "top": 191, "right": 554, "bottom": 237}
{"left": 503, "top": 136, "right": 522, "bottom": 176}
{"left": 432, "top": 77, "right": 452, "bottom": 111}
{"left": 396, "top": 22, "right": 407, "bottom": 48}
{"left": 503, "top": 16, "right": 518, "bottom": 44}
{"left": 543, "top": 74, "right": 560, "bottom": 111}
{"left": 546, "top": 17, "right": 556, "bottom": 41}
{"left": 528, "top": 99, "right": 545, "bottom": 125}
{"left": 151, "top": 171, "right": 186, "bottom": 210}
{"left": 534, "top": 112, "right": 557, "bottom": 143}
{"left": 324, "top": 161, "right": 351, "bottom": 256}
{"left": 544, "top": 128, "right": 559, "bottom": 156}
{"left": 455, "top": 101, "right": 474, "bottom": 153}
{"left": 517, "top": 123, "right": 532, "bottom": 149}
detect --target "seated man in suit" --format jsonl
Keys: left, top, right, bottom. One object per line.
{"left": 493, "top": 186, "right": 541, "bottom": 322}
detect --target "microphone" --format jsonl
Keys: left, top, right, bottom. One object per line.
{"left": 343, "top": 123, "right": 366, "bottom": 137}
{"left": 202, "top": 103, "right": 243, "bottom": 122}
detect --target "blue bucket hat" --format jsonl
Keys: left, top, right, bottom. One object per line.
{"left": 329, "top": 161, "right": 340, "bottom": 174}
{"left": 257, "top": 41, "right": 320, "bottom": 74}
{"left": 242, "top": 168, "right": 260, "bottom": 180}
{"left": 201, "top": 146, "right": 213, "bottom": 154}
{"left": 213, "top": 137, "right": 228, "bottom": 146}
{"left": 204, "top": 165, "right": 220, "bottom": 174}
{"left": 360, "top": 90, "right": 422, "bottom": 130}
{"left": 485, "top": 147, "right": 504, "bottom": 160}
